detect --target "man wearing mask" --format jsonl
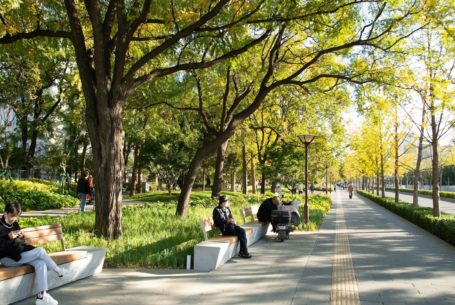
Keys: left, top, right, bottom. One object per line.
{"left": 212, "top": 195, "right": 251, "bottom": 259}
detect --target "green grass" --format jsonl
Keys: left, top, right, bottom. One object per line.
{"left": 17, "top": 191, "right": 332, "bottom": 268}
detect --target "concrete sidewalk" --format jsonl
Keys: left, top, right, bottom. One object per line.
{"left": 14, "top": 191, "right": 455, "bottom": 305}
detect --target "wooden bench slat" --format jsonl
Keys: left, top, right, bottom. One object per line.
{"left": 22, "top": 226, "right": 62, "bottom": 236}
{"left": 24, "top": 233, "right": 64, "bottom": 245}
{"left": 0, "top": 250, "right": 87, "bottom": 281}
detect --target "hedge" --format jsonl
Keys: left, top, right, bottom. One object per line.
{"left": 0, "top": 180, "right": 79, "bottom": 211}
{"left": 385, "top": 187, "right": 455, "bottom": 200}
{"left": 357, "top": 190, "right": 455, "bottom": 246}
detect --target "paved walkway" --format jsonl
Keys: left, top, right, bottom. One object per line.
{"left": 384, "top": 190, "right": 455, "bottom": 214}
{"left": 14, "top": 191, "right": 455, "bottom": 305}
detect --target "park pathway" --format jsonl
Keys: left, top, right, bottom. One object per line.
{"left": 14, "top": 191, "right": 455, "bottom": 305}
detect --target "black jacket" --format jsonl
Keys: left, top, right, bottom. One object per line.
{"left": 0, "top": 216, "right": 34, "bottom": 261}
{"left": 213, "top": 206, "right": 235, "bottom": 233}
{"left": 77, "top": 177, "right": 90, "bottom": 194}
{"left": 257, "top": 198, "right": 278, "bottom": 222}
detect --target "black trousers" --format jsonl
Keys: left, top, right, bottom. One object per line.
{"left": 223, "top": 225, "right": 248, "bottom": 254}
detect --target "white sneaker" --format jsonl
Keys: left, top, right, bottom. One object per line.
{"left": 35, "top": 293, "right": 58, "bottom": 305}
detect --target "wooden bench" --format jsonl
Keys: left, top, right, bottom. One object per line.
{"left": 0, "top": 224, "right": 106, "bottom": 305}
{"left": 194, "top": 210, "right": 270, "bottom": 272}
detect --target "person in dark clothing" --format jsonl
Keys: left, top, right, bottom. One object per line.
{"left": 257, "top": 196, "right": 281, "bottom": 231}
{"left": 77, "top": 170, "right": 91, "bottom": 212}
{"left": 0, "top": 202, "right": 66, "bottom": 305}
{"left": 212, "top": 195, "right": 251, "bottom": 259}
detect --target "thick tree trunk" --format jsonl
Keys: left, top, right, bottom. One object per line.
{"left": 242, "top": 144, "right": 248, "bottom": 194}
{"left": 90, "top": 111, "right": 124, "bottom": 239}
{"left": 211, "top": 140, "right": 229, "bottom": 198}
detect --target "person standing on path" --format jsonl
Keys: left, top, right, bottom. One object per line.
{"left": 348, "top": 184, "right": 354, "bottom": 199}
{"left": 0, "top": 202, "right": 66, "bottom": 305}
{"left": 77, "top": 170, "right": 90, "bottom": 212}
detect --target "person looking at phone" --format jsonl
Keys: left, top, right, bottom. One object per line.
{"left": 0, "top": 202, "right": 66, "bottom": 305}
{"left": 212, "top": 195, "right": 252, "bottom": 258}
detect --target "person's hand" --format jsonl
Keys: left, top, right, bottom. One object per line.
{"left": 8, "top": 230, "right": 23, "bottom": 239}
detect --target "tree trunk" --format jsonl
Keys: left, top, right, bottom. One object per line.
{"left": 376, "top": 171, "right": 380, "bottom": 196}
{"left": 90, "top": 110, "right": 124, "bottom": 239}
{"left": 177, "top": 149, "right": 207, "bottom": 216}
{"left": 381, "top": 149, "right": 385, "bottom": 198}
{"left": 202, "top": 167, "right": 206, "bottom": 192}
{"left": 136, "top": 167, "right": 142, "bottom": 194}
{"left": 231, "top": 169, "right": 236, "bottom": 192}
{"left": 261, "top": 172, "right": 266, "bottom": 194}
{"left": 430, "top": 100, "right": 440, "bottom": 217}
{"left": 123, "top": 141, "right": 132, "bottom": 180}
{"left": 251, "top": 155, "right": 257, "bottom": 194}
{"left": 394, "top": 110, "right": 399, "bottom": 202}
{"left": 211, "top": 140, "right": 229, "bottom": 198}
{"left": 271, "top": 181, "right": 277, "bottom": 193}
{"left": 129, "top": 144, "right": 139, "bottom": 196}
{"left": 80, "top": 139, "right": 88, "bottom": 173}
{"left": 413, "top": 101, "right": 426, "bottom": 207}
{"left": 242, "top": 144, "right": 248, "bottom": 194}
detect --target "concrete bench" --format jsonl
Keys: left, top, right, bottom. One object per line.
{"left": 194, "top": 208, "right": 269, "bottom": 272}
{"left": 0, "top": 224, "right": 106, "bottom": 305}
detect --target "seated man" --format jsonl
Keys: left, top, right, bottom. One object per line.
{"left": 257, "top": 195, "right": 281, "bottom": 231}
{"left": 212, "top": 195, "right": 252, "bottom": 259}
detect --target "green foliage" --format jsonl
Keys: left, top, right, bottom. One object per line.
{"left": 0, "top": 180, "right": 78, "bottom": 211}
{"left": 358, "top": 190, "right": 455, "bottom": 246}
{"left": 385, "top": 187, "right": 455, "bottom": 199}
{"left": 11, "top": 191, "right": 332, "bottom": 268}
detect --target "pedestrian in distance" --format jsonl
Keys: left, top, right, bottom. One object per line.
{"left": 213, "top": 195, "right": 252, "bottom": 258}
{"left": 77, "top": 170, "right": 90, "bottom": 212}
{"left": 0, "top": 202, "right": 67, "bottom": 305}
{"left": 348, "top": 184, "right": 354, "bottom": 199}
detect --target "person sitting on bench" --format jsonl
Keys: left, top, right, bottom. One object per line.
{"left": 0, "top": 202, "right": 66, "bottom": 305}
{"left": 213, "top": 195, "right": 252, "bottom": 259}
{"left": 257, "top": 195, "right": 281, "bottom": 231}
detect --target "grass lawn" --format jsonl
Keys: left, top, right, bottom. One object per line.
{"left": 18, "top": 191, "right": 332, "bottom": 268}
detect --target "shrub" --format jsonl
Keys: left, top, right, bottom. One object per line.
{"left": 385, "top": 187, "right": 455, "bottom": 200}
{"left": 0, "top": 180, "right": 79, "bottom": 211}
{"left": 358, "top": 190, "right": 455, "bottom": 246}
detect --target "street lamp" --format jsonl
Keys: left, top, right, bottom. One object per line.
{"left": 298, "top": 134, "right": 316, "bottom": 224}
{"left": 325, "top": 162, "right": 329, "bottom": 195}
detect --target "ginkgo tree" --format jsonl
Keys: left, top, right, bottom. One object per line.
{"left": 0, "top": 0, "right": 427, "bottom": 238}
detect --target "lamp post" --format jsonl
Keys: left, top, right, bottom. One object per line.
{"left": 298, "top": 134, "right": 316, "bottom": 224}
{"left": 325, "top": 162, "right": 329, "bottom": 194}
